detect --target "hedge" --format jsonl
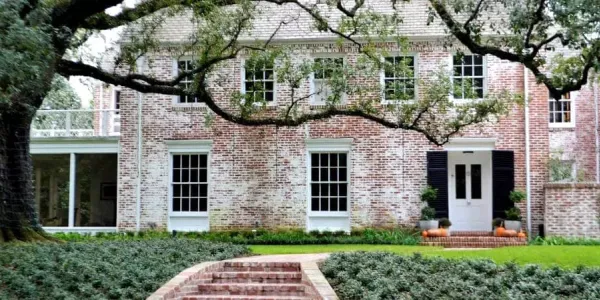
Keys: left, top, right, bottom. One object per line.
{"left": 321, "top": 252, "right": 600, "bottom": 300}
{"left": 54, "top": 227, "right": 421, "bottom": 245}
{"left": 0, "top": 239, "right": 248, "bottom": 299}
{"left": 529, "top": 236, "right": 600, "bottom": 246}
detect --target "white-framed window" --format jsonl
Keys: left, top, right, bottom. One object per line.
{"left": 549, "top": 91, "right": 575, "bottom": 127}
{"left": 242, "top": 60, "right": 275, "bottom": 102}
{"left": 309, "top": 152, "right": 349, "bottom": 212}
{"left": 312, "top": 57, "right": 345, "bottom": 104}
{"left": 175, "top": 59, "right": 200, "bottom": 103}
{"left": 381, "top": 55, "right": 416, "bottom": 102}
{"left": 452, "top": 54, "right": 485, "bottom": 99}
{"left": 171, "top": 154, "right": 208, "bottom": 213}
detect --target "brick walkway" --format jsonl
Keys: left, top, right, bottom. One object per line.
{"left": 148, "top": 254, "right": 337, "bottom": 300}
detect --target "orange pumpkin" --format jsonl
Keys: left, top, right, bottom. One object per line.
{"left": 503, "top": 229, "right": 518, "bottom": 237}
{"left": 517, "top": 232, "right": 526, "bottom": 238}
{"left": 495, "top": 227, "right": 506, "bottom": 237}
{"left": 422, "top": 231, "right": 428, "bottom": 237}
{"left": 439, "top": 228, "right": 448, "bottom": 237}
{"left": 427, "top": 229, "right": 442, "bottom": 237}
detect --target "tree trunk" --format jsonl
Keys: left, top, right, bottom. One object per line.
{"left": 0, "top": 111, "right": 53, "bottom": 242}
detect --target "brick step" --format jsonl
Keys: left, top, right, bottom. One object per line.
{"left": 420, "top": 241, "right": 528, "bottom": 248}
{"left": 222, "top": 262, "right": 301, "bottom": 273}
{"left": 424, "top": 236, "right": 526, "bottom": 242}
{"left": 212, "top": 272, "right": 303, "bottom": 284}
{"left": 197, "top": 283, "right": 306, "bottom": 296}
{"left": 449, "top": 231, "right": 493, "bottom": 236}
{"left": 181, "top": 295, "right": 314, "bottom": 300}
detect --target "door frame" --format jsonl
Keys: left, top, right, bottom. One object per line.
{"left": 447, "top": 150, "right": 493, "bottom": 231}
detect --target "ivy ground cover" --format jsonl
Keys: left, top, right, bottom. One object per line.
{"left": 322, "top": 252, "right": 600, "bottom": 300}
{"left": 0, "top": 239, "right": 248, "bottom": 299}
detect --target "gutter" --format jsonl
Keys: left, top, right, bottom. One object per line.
{"left": 136, "top": 56, "right": 145, "bottom": 232}
{"left": 524, "top": 66, "right": 532, "bottom": 235}
{"left": 595, "top": 75, "right": 600, "bottom": 183}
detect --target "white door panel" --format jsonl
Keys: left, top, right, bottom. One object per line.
{"left": 448, "top": 151, "right": 492, "bottom": 231}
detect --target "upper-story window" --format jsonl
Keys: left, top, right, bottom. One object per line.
{"left": 177, "top": 59, "right": 199, "bottom": 103}
{"left": 452, "top": 54, "right": 485, "bottom": 99}
{"left": 382, "top": 55, "right": 416, "bottom": 101}
{"left": 549, "top": 92, "right": 574, "bottom": 127}
{"left": 312, "top": 57, "right": 344, "bottom": 104}
{"left": 243, "top": 60, "right": 275, "bottom": 102}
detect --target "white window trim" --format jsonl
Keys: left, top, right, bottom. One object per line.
{"left": 166, "top": 140, "right": 212, "bottom": 217}
{"left": 171, "top": 58, "right": 206, "bottom": 108}
{"left": 240, "top": 58, "right": 277, "bottom": 106}
{"left": 379, "top": 53, "right": 419, "bottom": 104}
{"left": 449, "top": 53, "right": 487, "bottom": 103}
{"left": 305, "top": 138, "right": 352, "bottom": 217}
{"left": 549, "top": 91, "right": 578, "bottom": 128}
{"left": 310, "top": 54, "right": 347, "bottom": 105}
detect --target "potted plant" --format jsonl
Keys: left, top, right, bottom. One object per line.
{"left": 438, "top": 218, "right": 452, "bottom": 236}
{"left": 492, "top": 218, "right": 504, "bottom": 236}
{"left": 505, "top": 190, "right": 525, "bottom": 231}
{"left": 419, "top": 186, "right": 439, "bottom": 230}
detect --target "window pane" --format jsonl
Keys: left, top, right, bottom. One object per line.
{"left": 200, "top": 155, "right": 207, "bottom": 167}
{"left": 173, "top": 184, "right": 181, "bottom": 197}
{"left": 32, "top": 154, "right": 71, "bottom": 227}
{"left": 330, "top": 198, "right": 338, "bottom": 211}
{"left": 320, "top": 198, "right": 329, "bottom": 211}
{"left": 200, "top": 198, "right": 208, "bottom": 212}
{"left": 200, "top": 184, "right": 208, "bottom": 197}
{"left": 456, "top": 164, "right": 466, "bottom": 199}
{"left": 471, "top": 164, "right": 482, "bottom": 199}
{"left": 173, "top": 198, "right": 181, "bottom": 211}
{"left": 474, "top": 55, "right": 483, "bottom": 65}
{"left": 320, "top": 168, "right": 328, "bottom": 182}
{"left": 339, "top": 168, "right": 347, "bottom": 181}
{"left": 311, "top": 153, "right": 319, "bottom": 167}
{"left": 330, "top": 154, "right": 338, "bottom": 166}
{"left": 339, "top": 197, "right": 348, "bottom": 211}
{"left": 339, "top": 184, "right": 348, "bottom": 197}
{"left": 173, "top": 155, "right": 181, "bottom": 168}
{"left": 330, "top": 168, "right": 338, "bottom": 181}
{"left": 320, "top": 153, "right": 329, "bottom": 166}
{"left": 182, "top": 198, "right": 190, "bottom": 211}
{"left": 191, "top": 155, "right": 199, "bottom": 168}
{"left": 190, "top": 169, "right": 198, "bottom": 182}
{"left": 311, "top": 197, "right": 319, "bottom": 211}
{"left": 464, "top": 55, "right": 473, "bottom": 65}
{"left": 173, "top": 168, "right": 181, "bottom": 182}
{"left": 199, "top": 169, "right": 207, "bottom": 183}
{"left": 190, "top": 198, "right": 199, "bottom": 211}
{"left": 311, "top": 183, "right": 319, "bottom": 196}
{"left": 320, "top": 184, "right": 329, "bottom": 196}
{"left": 464, "top": 66, "right": 473, "bottom": 76}
{"left": 311, "top": 167, "right": 319, "bottom": 181}
{"left": 339, "top": 153, "right": 347, "bottom": 166}
{"left": 182, "top": 169, "right": 189, "bottom": 182}
{"left": 474, "top": 66, "right": 483, "bottom": 76}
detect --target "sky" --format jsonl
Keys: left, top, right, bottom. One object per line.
{"left": 68, "top": 1, "right": 138, "bottom": 106}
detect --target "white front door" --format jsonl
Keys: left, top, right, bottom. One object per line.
{"left": 448, "top": 151, "right": 492, "bottom": 231}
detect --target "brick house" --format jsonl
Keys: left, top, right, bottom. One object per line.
{"left": 30, "top": 1, "right": 600, "bottom": 237}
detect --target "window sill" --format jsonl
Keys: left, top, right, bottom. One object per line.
{"left": 309, "top": 104, "right": 350, "bottom": 110}
{"left": 172, "top": 104, "right": 207, "bottom": 112}
{"left": 308, "top": 212, "right": 350, "bottom": 218}
{"left": 170, "top": 212, "right": 209, "bottom": 217}
{"left": 549, "top": 123, "right": 576, "bottom": 130}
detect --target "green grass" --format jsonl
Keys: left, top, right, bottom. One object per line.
{"left": 249, "top": 244, "right": 600, "bottom": 268}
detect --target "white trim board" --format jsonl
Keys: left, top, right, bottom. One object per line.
{"left": 444, "top": 138, "right": 496, "bottom": 151}
{"left": 31, "top": 138, "right": 119, "bottom": 154}
{"left": 165, "top": 139, "right": 213, "bottom": 153}
{"left": 305, "top": 138, "right": 353, "bottom": 151}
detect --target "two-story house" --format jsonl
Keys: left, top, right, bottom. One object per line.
{"left": 30, "top": 0, "right": 600, "bottom": 237}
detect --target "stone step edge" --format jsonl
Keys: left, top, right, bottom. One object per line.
{"left": 212, "top": 271, "right": 303, "bottom": 278}
{"left": 179, "top": 295, "right": 315, "bottom": 300}
{"left": 198, "top": 283, "right": 306, "bottom": 290}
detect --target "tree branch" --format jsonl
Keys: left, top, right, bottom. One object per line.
{"left": 463, "top": 0, "right": 485, "bottom": 32}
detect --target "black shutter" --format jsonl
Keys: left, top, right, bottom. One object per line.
{"left": 426, "top": 151, "right": 448, "bottom": 218}
{"left": 492, "top": 150, "right": 515, "bottom": 218}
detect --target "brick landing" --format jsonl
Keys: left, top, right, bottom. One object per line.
{"left": 421, "top": 231, "right": 528, "bottom": 248}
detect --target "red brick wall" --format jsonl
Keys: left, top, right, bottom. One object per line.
{"left": 113, "top": 41, "right": 550, "bottom": 233}
{"left": 545, "top": 183, "right": 600, "bottom": 237}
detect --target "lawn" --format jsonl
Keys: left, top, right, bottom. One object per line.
{"left": 250, "top": 244, "right": 600, "bottom": 268}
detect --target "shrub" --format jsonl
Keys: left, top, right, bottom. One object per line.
{"left": 509, "top": 190, "right": 526, "bottom": 203}
{"left": 420, "top": 186, "right": 438, "bottom": 206}
{"left": 321, "top": 252, "right": 600, "bottom": 300}
{"left": 505, "top": 207, "right": 522, "bottom": 221}
{"left": 438, "top": 218, "right": 452, "bottom": 228}
{"left": 420, "top": 207, "right": 436, "bottom": 221}
{"left": 54, "top": 227, "right": 422, "bottom": 245}
{"left": 0, "top": 239, "right": 248, "bottom": 299}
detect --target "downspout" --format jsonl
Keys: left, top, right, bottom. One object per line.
{"left": 524, "top": 66, "right": 532, "bottom": 235}
{"left": 99, "top": 84, "right": 104, "bottom": 127}
{"left": 594, "top": 75, "right": 599, "bottom": 183}
{"left": 135, "top": 56, "right": 145, "bottom": 232}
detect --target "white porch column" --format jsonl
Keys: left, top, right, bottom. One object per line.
{"left": 68, "top": 153, "right": 76, "bottom": 227}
